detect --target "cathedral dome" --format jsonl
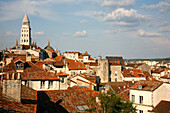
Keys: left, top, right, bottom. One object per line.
{"left": 44, "top": 41, "right": 54, "bottom": 50}
{"left": 22, "top": 13, "right": 30, "bottom": 26}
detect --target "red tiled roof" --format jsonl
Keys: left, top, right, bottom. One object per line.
{"left": 55, "top": 55, "right": 64, "bottom": 61}
{"left": 4, "top": 59, "right": 45, "bottom": 72}
{"left": 118, "top": 89, "right": 130, "bottom": 101}
{"left": 88, "top": 62, "right": 98, "bottom": 66}
{"left": 0, "top": 86, "right": 36, "bottom": 112}
{"left": 43, "top": 86, "right": 99, "bottom": 112}
{"left": 149, "top": 100, "right": 170, "bottom": 113}
{"left": 161, "top": 75, "right": 170, "bottom": 79}
{"left": 130, "top": 80, "right": 163, "bottom": 91}
{"left": 56, "top": 72, "right": 69, "bottom": 76}
{"left": 122, "top": 69, "right": 145, "bottom": 77}
{"left": 65, "top": 58, "right": 86, "bottom": 70}
{"left": 11, "top": 45, "right": 42, "bottom": 50}
{"left": 152, "top": 68, "right": 164, "bottom": 74}
{"left": 82, "top": 51, "right": 89, "bottom": 56}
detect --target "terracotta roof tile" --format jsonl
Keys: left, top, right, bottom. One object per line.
{"left": 129, "top": 80, "right": 163, "bottom": 91}
{"left": 149, "top": 100, "right": 170, "bottom": 113}
{"left": 65, "top": 58, "right": 86, "bottom": 70}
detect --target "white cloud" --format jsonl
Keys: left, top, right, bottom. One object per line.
{"left": 93, "top": 11, "right": 106, "bottom": 16}
{"left": 0, "top": 0, "right": 87, "bottom": 21}
{"left": 104, "top": 8, "right": 150, "bottom": 27}
{"left": 73, "top": 30, "right": 87, "bottom": 37}
{"left": 80, "top": 19, "right": 88, "bottom": 24}
{"left": 137, "top": 29, "right": 162, "bottom": 37}
{"left": 5, "top": 31, "right": 18, "bottom": 36}
{"left": 159, "top": 26, "right": 170, "bottom": 32}
{"left": 101, "top": 0, "right": 135, "bottom": 8}
{"left": 34, "top": 31, "right": 44, "bottom": 35}
{"left": 142, "top": 1, "right": 170, "bottom": 12}
{"left": 105, "top": 27, "right": 137, "bottom": 34}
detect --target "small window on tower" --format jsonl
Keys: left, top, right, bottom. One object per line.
{"left": 24, "top": 39, "right": 25, "bottom": 42}
{"left": 27, "top": 40, "right": 28, "bottom": 42}
{"left": 22, "top": 34, "right": 23, "bottom": 37}
{"left": 27, "top": 34, "right": 28, "bottom": 37}
{"left": 22, "top": 30, "right": 23, "bottom": 32}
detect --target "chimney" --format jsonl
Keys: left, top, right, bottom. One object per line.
{"left": 57, "top": 50, "right": 61, "bottom": 56}
{"left": 117, "top": 60, "right": 120, "bottom": 64}
{"left": 55, "top": 48, "right": 58, "bottom": 53}
{"left": 3, "top": 79, "right": 22, "bottom": 103}
{"left": 98, "top": 56, "right": 102, "bottom": 61}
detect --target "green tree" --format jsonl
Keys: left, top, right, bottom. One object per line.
{"left": 86, "top": 91, "right": 136, "bottom": 113}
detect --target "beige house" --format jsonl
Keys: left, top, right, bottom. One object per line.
{"left": 129, "top": 80, "right": 170, "bottom": 113}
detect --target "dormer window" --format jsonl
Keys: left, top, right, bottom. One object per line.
{"left": 16, "top": 62, "right": 24, "bottom": 70}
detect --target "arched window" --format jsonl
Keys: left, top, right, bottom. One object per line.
{"left": 24, "top": 39, "right": 25, "bottom": 42}
{"left": 27, "top": 34, "right": 28, "bottom": 37}
{"left": 27, "top": 40, "right": 28, "bottom": 42}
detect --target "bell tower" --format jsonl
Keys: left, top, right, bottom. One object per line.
{"left": 20, "top": 13, "right": 31, "bottom": 45}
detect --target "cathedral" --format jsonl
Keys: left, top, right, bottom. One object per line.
{"left": 8, "top": 13, "right": 58, "bottom": 59}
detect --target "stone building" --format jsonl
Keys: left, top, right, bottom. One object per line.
{"left": 97, "top": 56, "right": 124, "bottom": 83}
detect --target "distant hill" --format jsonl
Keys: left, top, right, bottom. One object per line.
{"left": 124, "top": 57, "right": 170, "bottom": 61}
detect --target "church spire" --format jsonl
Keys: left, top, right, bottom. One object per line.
{"left": 22, "top": 12, "right": 30, "bottom": 26}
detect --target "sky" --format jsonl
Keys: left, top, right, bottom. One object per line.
{"left": 0, "top": 0, "right": 170, "bottom": 59}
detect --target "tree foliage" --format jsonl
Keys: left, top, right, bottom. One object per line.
{"left": 86, "top": 91, "right": 136, "bottom": 113}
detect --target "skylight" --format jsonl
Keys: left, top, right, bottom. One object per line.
{"left": 76, "top": 105, "right": 89, "bottom": 111}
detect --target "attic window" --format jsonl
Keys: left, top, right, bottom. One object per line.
{"left": 81, "top": 65, "right": 84, "bottom": 67}
{"left": 76, "top": 105, "right": 89, "bottom": 111}
{"left": 77, "top": 65, "right": 80, "bottom": 67}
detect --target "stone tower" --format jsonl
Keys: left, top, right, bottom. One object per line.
{"left": 20, "top": 13, "right": 31, "bottom": 45}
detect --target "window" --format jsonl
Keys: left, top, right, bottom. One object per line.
{"left": 139, "top": 110, "right": 143, "bottom": 113}
{"left": 77, "top": 65, "right": 80, "bottom": 67}
{"left": 61, "top": 78, "right": 64, "bottom": 83}
{"left": 25, "top": 80, "right": 29, "bottom": 87}
{"left": 41, "top": 81, "right": 45, "bottom": 89}
{"left": 139, "top": 96, "right": 143, "bottom": 104}
{"left": 115, "top": 78, "right": 117, "bottom": 82}
{"left": 132, "top": 95, "right": 135, "bottom": 103}
{"left": 49, "top": 81, "right": 53, "bottom": 88}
